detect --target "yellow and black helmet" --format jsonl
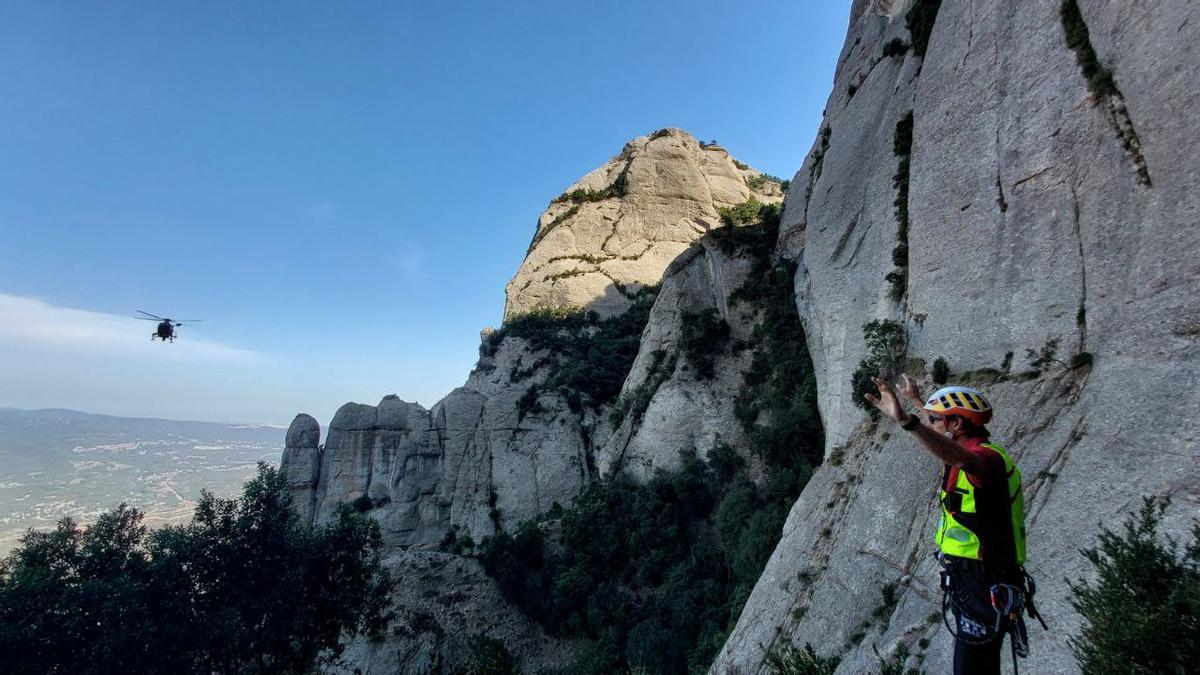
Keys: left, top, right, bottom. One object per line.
{"left": 923, "top": 386, "right": 993, "bottom": 426}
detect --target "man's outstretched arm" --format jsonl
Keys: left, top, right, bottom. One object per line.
{"left": 864, "top": 376, "right": 988, "bottom": 475}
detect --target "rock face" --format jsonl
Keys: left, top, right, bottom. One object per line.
{"left": 331, "top": 551, "right": 582, "bottom": 675}
{"left": 714, "top": 1, "right": 1200, "bottom": 673}
{"left": 280, "top": 413, "right": 322, "bottom": 521}
{"left": 504, "top": 128, "right": 783, "bottom": 320}
{"left": 598, "top": 234, "right": 761, "bottom": 482}
{"left": 284, "top": 131, "right": 783, "bottom": 673}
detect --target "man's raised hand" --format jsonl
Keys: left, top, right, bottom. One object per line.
{"left": 863, "top": 376, "right": 906, "bottom": 423}
{"left": 898, "top": 373, "right": 923, "bottom": 405}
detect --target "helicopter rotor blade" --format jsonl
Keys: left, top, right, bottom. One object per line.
{"left": 134, "top": 318, "right": 160, "bottom": 321}
{"left": 136, "top": 310, "right": 166, "bottom": 321}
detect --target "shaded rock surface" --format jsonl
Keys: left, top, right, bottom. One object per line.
{"left": 599, "top": 235, "right": 761, "bottom": 482}
{"left": 714, "top": 1, "right": 1200, "bottom": 673}
{"left": 331, "top": 551, "right": 582, "bottom": 674}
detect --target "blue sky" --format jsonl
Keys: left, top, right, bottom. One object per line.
{"left": 0, "top": 1, "right": 850, "bottom": 425}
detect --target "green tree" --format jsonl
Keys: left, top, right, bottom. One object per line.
{"left": 0, "top": 464, "right": 393, "bottom": 675}
{"left": 1069, "top": 497, "right": 1200, "bottom": 674}
{"left": 451, "top": 636, "right": 522, "bottom": 675}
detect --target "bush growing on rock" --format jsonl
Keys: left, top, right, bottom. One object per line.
{"left": 882, "top": 38, "right": 908, "bottom": 58}
{"left": 1068, "top": 497, "right": 1200, "bottom": 674}
{"left": 490, "top": 286, "right": 659, "bottom": 412}
{"left": 1060, "top": 0, "right": 1116, "bottom": 97}
{"left": 763, "top": 642, "right": 839, "bottom": 675}
{"left": 905, "top": 0, "right": 943, "bottom": 58}
{"left": 931, "top": 357, "right": 950, "bottom": 384}
{"left": 680, "top": 309, "right": 731, "bottom": 379}
{"left": 851, "top": 320, "right": 907, "bottom": 412}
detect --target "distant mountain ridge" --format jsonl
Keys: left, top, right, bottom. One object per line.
{"left": 0, "top": 407, "right": 284, "bottom": 554}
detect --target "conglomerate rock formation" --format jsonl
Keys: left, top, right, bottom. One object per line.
{"left": 281, "top": 1, "right": 1199, "bottom": 672}
{"left": 504, "top": 128, "right": 783, "bottom": 320}
{"left": 280, "top": 129, "right": 784, "bottom": 673}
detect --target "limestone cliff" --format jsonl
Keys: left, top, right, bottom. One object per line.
{"left": 714, "top": 1, "right": 1200, "bottom": 673}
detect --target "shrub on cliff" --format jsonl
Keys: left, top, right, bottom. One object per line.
{"left": 851, "top": 319, "right": 907, "bottom": 413}
{"left": 905, "top": 0, "right": 943, "bottom": 58}
{"left": 493, "top": 286, "right": 659, "bottom": 411}
{"left": 480, "top": 450, "right": 791, "bottom": 674}
{"left": 763, "top": 642, "right": 839, "bottom": 675}
{"left": 0, "top": 464, "right": 394, "bottom": 674}
{"left": 1069, "top": 497, "right": 1200, "bottom": 674}
{"left": 680, "top": 309, "right": 731, "bottom": 379}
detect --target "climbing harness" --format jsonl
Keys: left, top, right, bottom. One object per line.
{"left": 939, "top": 555, "right": 1048, "bottom": 675}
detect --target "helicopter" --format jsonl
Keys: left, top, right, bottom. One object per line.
{"left": 135, "top": 310, "right": 201, "bottom": 343}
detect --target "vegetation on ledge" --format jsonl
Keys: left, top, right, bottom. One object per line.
{"left": 480, "top": 450, "right": 797, "bottom": 675}
{"left": 491, "top": 286, "right": 659, "bottom": 413}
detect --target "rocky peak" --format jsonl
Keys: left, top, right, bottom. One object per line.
{"left": 503, "top": 128, "right": 784, "bottom": 320}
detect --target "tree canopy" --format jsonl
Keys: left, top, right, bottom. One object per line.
{"left": 0, "top": 464, "right": 393, "bottom": 674}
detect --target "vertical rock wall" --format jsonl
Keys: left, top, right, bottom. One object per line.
{"left": 714, "top": 1, "right": 1200, "bottom": 673}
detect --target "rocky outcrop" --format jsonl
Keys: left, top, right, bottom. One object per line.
{"left": 598, "top": 232, "right": 764, "bottom": 482}
{"left": 283, "top": 131, "right": 784, "bottom": 673}
{"left": 295, "top": 340, "right": 595, "bottom": 550}
{"left": 714, "top": 1, "right": 1200, "bottom": 673}
{"left": 331, "top": 551, "right": 582, "bottom": 674}
{"left": 283, "top": 3, "right": 1199, "bottom": 671}
{"left": 504, "top": 128, "right": 783, "bottom": 320}
{"left": 280, "top": 414, "right": 321, "bottom": 521}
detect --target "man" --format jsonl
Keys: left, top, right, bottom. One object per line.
{"left": 865, "top": 374, "right": 1036, "bottom": 675}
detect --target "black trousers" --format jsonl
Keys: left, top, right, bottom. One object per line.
{"left": 954, "top": 632, "right": 1004, "bottom": 675}
{"left": 944, "top": 555, "right": 1018, "bottom": 675}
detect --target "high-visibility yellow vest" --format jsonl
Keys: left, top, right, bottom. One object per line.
{"left": 936, "top": 441, "right": 1026, "bottom": 565}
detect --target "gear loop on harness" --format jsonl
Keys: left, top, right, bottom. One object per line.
{"left": 937, "top": 553, "right": 1047, "bottom": 675}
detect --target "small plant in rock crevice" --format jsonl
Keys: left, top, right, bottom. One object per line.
{"left": 1025, "top": 337, "right": 1061, "bottom": 371}
{"left": 931, "top": 357, "right": 950, "bottom": 385}
{"left": 803, "top": 127, "right": 833, "bottom": 210}
{"left": 888, "top": 112, "right": 914, "bottom": 301}
{"left": 1060, "top": 0, "right": 1116, "bottom": 97}
{"left": 764, "top": 641, "right": 840, "bottom": 675}
{"left": 882, "top": 38, "right": 908, "bottom": 58}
